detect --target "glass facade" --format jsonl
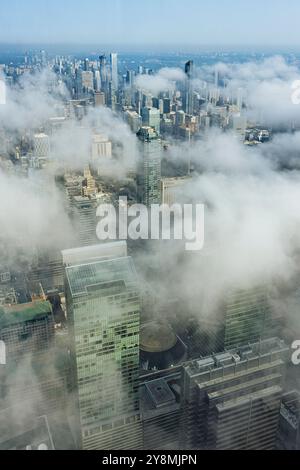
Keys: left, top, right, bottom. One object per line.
{"left": 65, "top": 257, "right": 142, "bottom": 449}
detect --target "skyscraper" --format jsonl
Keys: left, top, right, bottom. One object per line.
{"left": 91, "top": 134, "right": 112, "bottom": 160}
{"left": 34, "top": 133, "right": 50, "bottom": 161}
{"left": 71, "top": 196, "right": 98, "bottom": 247}
{"left": 110, "top": 53, "right": 118, "bottom": 91}
{"left": 223, "top": 286, "right": 281, "bottom": 349}
{"left": 277, "top": 391, "right": 300, "bottom": 450}
{"left": 181, "top": 337, "right": 289, "bottom": 450}
{"left": 137, "top": 126, "right": 162, "bottom": 207}
{"left": 184, "top": 60, "right": 194, "bottom": 115}
{"left": 140, "top": 372, "right": 182, "bottom": 450}
{"left": 0, "top": 301, "right": 71, "bottom": 446}
{"left": 65, "top": 244, "right": 142, "bottom": 449}
{"left": 0, "top": 301, "right": 54, "bottom": 362}
{"left": 141, "top": 107, "right": 160, "bottom": 135}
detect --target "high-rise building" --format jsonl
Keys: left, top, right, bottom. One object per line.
{"left": 71, "top": 196, "right": 98, "bottom": 247}
{"left": 94, "top": 70, "right": 101, "bottom": 92}
{"left": 124, "top": 110, "right": 142, "bottom": 134}
{"left": 65, "top": 244, "right": 142, "bottom": 449}
{"left": 142, "top": 107, "right": 160, "bottom": 135}
{"left": 181, "top": 337, "right": 289, "bottom": 450}
{"left": 223, "top": 286, "right": 281, "bottom": 349}
{"left": 140, "top": 371, "right": 182, "bottom": 450}
{"left": 163, "top": 98, "right": 171, "bottom": 114}
{"left": 110, "top": 53, "right": 118, "bottom": 91}
{"left": 91, "top": 134, "right": 112, "bottom": 160}
{"left": 137, "top": 126, "right": 162, "bottom": 206}
{"left": 33, "top": 133, "right": 50, "bottom": 162}
{"left": 0, "top": 301, "right": 54, "bottom": 361}
{"left": 184, "top": 60, "right": 194, "bottom": 115}
{"left": 0, "top": 301, "right": 72, "bottom": 446}
{"left": 99, "top": 55, "right": 107, "bottom": 90}
{"left": 277, "top": 391, "right": 300, "bottom": 450}
{"left": 81, "top": 71, "right": 94, "bottom": 92}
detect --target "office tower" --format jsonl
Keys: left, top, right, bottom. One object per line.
{"left": 137, "top": 126, "right": 162, "bottom": 206}
{"left": 65, "top": 244, "right": 142, "bottom": 449}
{"left": 71, "top": 195, "right": 98, "bottom": 247}
{"left": 141, "top": 107, "right": 160, "bottom": 135}
{"left": 277, "top": 391, "right": 300, "bottom": 450}
{"left": 152, "top": 97, "right": 159, "bottom": 110}
{"left": 107, "top": 81, "right": 117, "bottom": 110}
{"left": 34, "top": 133, "right": 50, "bottom": 160}
{"left": 91, "top": 134, "right": 112, "bottom": 160}
{"left": 140, "top": 370, "right": 182, "bottom": 450}
{"left": 28, "top": 246, "right": 67, "bottom": 293}
{"left": 184, "top": 60, "right": 194, "bottom": 115}
{"left": 185, "top": 60, "right": 194, "bottom": 79}
{"left": 94, "top": 91, "right": 106, "bottom": 107}
{"left": 142, "top": 93, "right": 153, "bottom": 109}
{"left": 223, "top": 286, "right": 281, "bottom": 349}
{"left": 124, "top": 110, "right": 142, "bottom": 134}
{"left": 99, "top": 54, "right": 107, "bottom": 89}
{"left": 83, "top": 58, "right": 89, "bottom": 72}
{"left": 277, "top": 390, "right": 300, "bottom": 450}
{"left": 126, "top": 70, "right": 135, "bottom": 88}
{"left": 94, "top": 70, "right": 101, "bottom": 92}
{"left": 0, "top": 301, "right": 54, "bottom": 362}
{"left": 81, "top": 71, "right": 94, "bottom": 92}
{"left": 181, "top": 337, "right": 288, "bottom": 450}
{"left": 110, "top": 53, "right": 118, "bottom": 91}
{"left": 75, "top": 69, "right": 83, "bottom": 98}
{"left": 163, "top": 98, "right": 171, "bottom": 114}
{"left": 0, "top": 301, "right": 72, "bottom": 443}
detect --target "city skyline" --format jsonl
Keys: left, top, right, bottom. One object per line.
{"left": 1, "top": 3, "right": 300, "bottom": 454}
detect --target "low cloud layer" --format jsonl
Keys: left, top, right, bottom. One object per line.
{"left": 135, "top": 67, "right": 185, "bottom": 94}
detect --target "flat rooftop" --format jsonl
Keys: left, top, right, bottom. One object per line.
{"left": 65, "top": 256, "right": 138, "bottom": 298}
{"left": 0, "top": 301, "right": 53, "bottom": 328}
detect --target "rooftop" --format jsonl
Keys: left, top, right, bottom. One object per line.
{"left": 0, "top": 301, "right": 53, "bottom": 328}
{"left": 65, "top": 256, "right": 138, "bottom": 298}
{"left": 140, "top": 322, "right": 177, "bottom": 353}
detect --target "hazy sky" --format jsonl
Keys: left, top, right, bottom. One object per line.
{"left": 1, "top": 0, "right": 300, "bottom": 47}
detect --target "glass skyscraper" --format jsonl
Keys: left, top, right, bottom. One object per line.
{"left": 137, "top": 126, "right": 162, "bottom": 207}
{"left": 65, "top": 255, "right": 142, "bottom": 450}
